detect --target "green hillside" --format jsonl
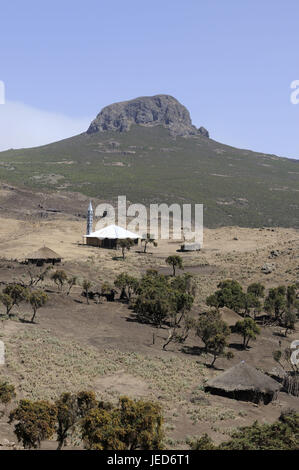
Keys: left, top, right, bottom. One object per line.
{"left": 0, "top": 125, "right": 298, "bottom": 227}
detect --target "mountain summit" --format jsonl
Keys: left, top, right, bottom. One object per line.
{"left": 0, "top": 95, "right": 298, "bottom": 228}
{"left": 87, "top": 94, "right": 209, "bottom": 138}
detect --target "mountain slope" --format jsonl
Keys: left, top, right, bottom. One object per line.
{"left": 0, "top": 95, "right": 298, "bottom": 228}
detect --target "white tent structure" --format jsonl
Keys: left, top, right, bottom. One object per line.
{"left": 84, "top": 224, "right": 141, "bottom": 248}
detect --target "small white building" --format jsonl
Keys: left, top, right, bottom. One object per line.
{"left": 84, "top": 224, "right": 141, "bottom": 249}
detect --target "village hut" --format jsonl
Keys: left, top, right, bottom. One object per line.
{"left": 205, "top": 361, "right": 281, "bottom": 404}
{"left": 25, "top": 247, "right": 62, "bottom": 266}
{"left": 84, "top": 224, "right": 141, "bottom": 249}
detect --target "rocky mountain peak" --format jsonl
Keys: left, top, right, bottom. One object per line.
{"left": 87, "top": 94, "right": 209, "bottom": 138}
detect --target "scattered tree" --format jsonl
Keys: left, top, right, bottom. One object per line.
{"left": 133, "top": 271, "right": 194, "bottom": 328}
{"left": 0, "top": 293, "right": 14, "bottom": 317}
{"left": 234, "top": 317, "right": 261, "bottom": 349}
{"left": 206, "top": 280, "right": 247, "bottom": 314}
{"left": 25, "top": 265, "right": 52, "bottom": 287}
{"left": 1, "top": 284, "right": 29, "bottom": 317}
{"left": 264, "top": 286, "right": 286, "bottom": 322}
{"left": 29, "top": 290, "right": 48, "bottom": 323}
{"left": 247, "top": 282, "right": 265, "bottom": 299}
{"left": 165, "top": 255, "right": 183, "bottom": 276}
{"left": 118, "top": 238, "right": 135, "bottom": 260}
{"left": 51, "top": 270, "right": 68, "bottom": 292}
{"left": 9, "top": 399, "right": 57, "bottom": 449}
{"left": 82, "top": 280, "right": 91, "bottom": 304}
{"left": 244, "top": 283, "right": 265, "bottom": 317}
{"left": 67, "top": 276, "right": 77, "bottom": 296}
{"left": 101, "top": 282, "right": 116, "bottom": 302}
{"left": 141, "top": 234, "right": 157, "bottom": 253}
{"left": 281, "top": 310, "right": 297, "bottom": 337}
{"left": 196, "top": 310, "right": 232, "bottom": 367}
{"left": 188, "top": 433, "right": 216, "bottom": 450}
{"left": 162, "top": 314, "right": 195, "bottom": 351}
{"left": 189, "top": 410, "right": 299, "bottom": 450}
{"left": 81, "top": 396, "right": 164, "bottom": 450}
{"left": 55, "top": 391, "right": 97, "bottom": 450}
{"left": 114, "top": 273, "right": 139, "bottom": 301}
{"left": 170, "top": 273, "right": 196, "bottom": 297}
{"left": 0, "top": 381, "right": 15, "bottom": 404}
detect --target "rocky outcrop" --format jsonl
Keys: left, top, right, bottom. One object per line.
{"left": 198, "top": 126, "right": 209, "bottom": 138}
{"left": 87, "top": 94, "right": 209, "bottom": 138}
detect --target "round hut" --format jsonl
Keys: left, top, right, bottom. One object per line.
{"left": 25, "top": 247, "right": 62, "bottom": 266}
{"left": 205, "top": 361, "right": 281, "bottom": 404}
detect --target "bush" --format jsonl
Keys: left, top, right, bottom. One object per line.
{"left": 0, "top": 381, "right": 16, "bottom": 404}
{"left": 234, "top": 317, "right": 260, "bottom": 349}
{"left": 81, "top": 396, "right": 164, "bottom": 450}
{"left": 206, "top": 280, "right": 247, "bottom": 314}
{"left": 9, "top": 399, "right": 57, "bottom": 449}
{"left": 189, "top": 410, "right": 299, "bottom": 450}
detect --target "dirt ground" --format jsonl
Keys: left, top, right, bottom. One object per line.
{"left": 0, "top": 186, "right": 298, "bottom": 450}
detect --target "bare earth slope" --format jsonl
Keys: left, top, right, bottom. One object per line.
{"left": 0, "top": 207, "right": 298, "bottom": 449}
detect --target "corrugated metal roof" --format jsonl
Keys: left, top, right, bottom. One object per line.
{"left": 85, "top": 224, "right": 141, "bottom": 239}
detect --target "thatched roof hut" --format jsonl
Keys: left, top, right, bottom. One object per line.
{"left": 25, "top": 247, "right": 62, "bottom": 266}
{"left": 205, "top": 361, "right": 281, "bottom": 404}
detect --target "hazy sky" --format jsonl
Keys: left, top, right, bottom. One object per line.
{"left": 1, "top": 0, "right": 299, "bottom": 158}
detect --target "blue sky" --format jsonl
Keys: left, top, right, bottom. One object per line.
{"left": 1, "top": 0, "right": 299, "bottom": 158}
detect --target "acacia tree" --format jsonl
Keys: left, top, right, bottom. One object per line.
{"left": 0, "top": 293, "right": 14, "bottom": 317}
{"left": 281, "top": 310, "right": 297, "bottom": 337}
{"left": 29, "top": 290, "right": 48, "bottom": 323}
{"left": 80, "top": 396, "right": 164, "bottom": 450}
{"left": 55, "top": 391, "right": 97, "bottom": 450}
{"left": 196, "top": 310, "right": 233, "bottom": 367}
{"left": 162, "top": 314, "right": 195, "bottom": 351}
{"left": 67, "top": 276, "right": 77, "bottom": 296}
{"left": 206, "top": 280, "right": 247, "bottom": 314}
{"left": 286, "top": 285, "right": 297, "bottom": 310}
{"left": 26, "top": 265, "right": 52, "bottom": 287}
{"left": 114, "top": 272, "right": 139, "bottom": 301}
{"left": 165, "top": 255, "right": 183, "bottom": 276}
{"left": 170, "top": 273, "right": 196, "bottom": 297}
{"left": 134, "top": 271, "right": 194, "bottom": 329}
{"left": 245, "top": 283, "right": 265, "bottom": 318}
{"left": 141, "top": 234, "right": 157, "bottom": 253}
{"left": 0, "top": 381, "right": 15, "bottom": 405}
{"left": 264, "top": 286, "right": 286, "bottom": 322}
{"left": 82, "top": 280, "right": 91, "bottom": 304}
{"left": 190, "top": 411, "right": 299, "bottom": 450}
{"left": 9, "top": 399, "right": 57, "bottom": 449}
{"left": 264, "top": 285, "right": 298, "bottom": 330}
{"left": 51, "top": 270, "right": 68, "bottom": 292}
{"left": 1, "top": 284, "right": 29, "bottom": 318}
{"left": 234, "top": 317, "right": 261, "bottom": 349}
{"left": 118, "top": 238, "right": 135, "bottom": 260}
{"left": 247, "top": 282, "right": 265, "bottom": 299}
{"left": 101, "top": 282, "right": 116, "bottom": 302}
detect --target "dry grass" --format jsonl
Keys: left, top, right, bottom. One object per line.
{"left": 4, "top": 326, "right": 207, "bottom": 406}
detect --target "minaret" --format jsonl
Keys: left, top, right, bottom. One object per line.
{"left": 86, "top": 201, "right": 93, "bottom": 235}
